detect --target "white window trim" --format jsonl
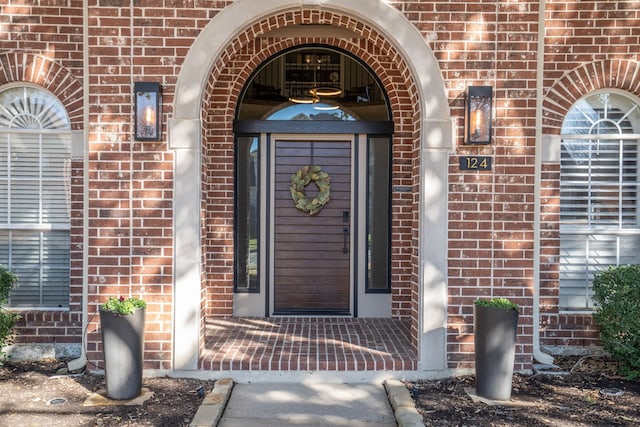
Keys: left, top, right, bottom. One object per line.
{"left": 0, "top": 85, "right": 72, "bottom": 309}
{"left": 559, "top": 90, "right": 640, "bottom": 311}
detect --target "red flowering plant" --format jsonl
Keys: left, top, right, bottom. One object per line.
{"left": 101, "top": 296, "right": 146, "bottom": 315}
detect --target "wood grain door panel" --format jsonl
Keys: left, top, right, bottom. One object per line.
{"left": 273, "top": 139, "right": 351, "bottom": 314}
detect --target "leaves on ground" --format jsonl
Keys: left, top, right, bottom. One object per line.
{"left": 0, "top": 359, "right": 216, "bottom": 426}
{"left": 408, "top": 356, "right": 640, "bottom": 426}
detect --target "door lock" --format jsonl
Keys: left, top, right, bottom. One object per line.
{"left": 342, "top": 227, "right": 349, "bottom": 254}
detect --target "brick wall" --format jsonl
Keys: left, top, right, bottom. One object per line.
{"left": 4, "top": 0, "right": 640, "bottom": 371}
{"left": 0, "top": 0, "right": 84, "bottom": 348}
{"left": 539, "top": 1, "right": 640, "bottom": 351}
{"left": 418, "top": 0, "right": 540, "bottom": 371}
{"left": 82, "top": 1, "right": 203, "bottom": 370}
{"left": 0, "top": 0, "right": 84, "bottom": 83}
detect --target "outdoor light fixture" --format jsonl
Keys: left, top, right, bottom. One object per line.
{"left": 465, "top": 85, "right": 492, "bottom": 145}
{"left": 134, "top": 82, "right": 162, "bottom": 141}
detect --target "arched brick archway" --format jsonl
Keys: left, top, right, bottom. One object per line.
{"left": 170, "top": 0, "right": 452, "bottom": 373}
{"left": 0, "top": 52, "right": 83, "bottom": 130}
{"left": 543, "top": 59, "right": 640, "bottom": 135}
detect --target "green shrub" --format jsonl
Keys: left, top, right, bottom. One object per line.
{"left": 474, "top": 297, "right": 518, "bottom": 311}
{"left": 101, "top": 296, "right": 147, "bottom": 315}
{"left": 0, "top": 266, "right": 19, "bottom": 363}
{"left": 592, "top": 264, "right": 640, "bottom": 379}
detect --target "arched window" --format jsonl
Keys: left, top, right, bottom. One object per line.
{"left": 237, "top": 46, "right": 390, "bottom": 121}
{"left": 560, "top": 90, "right": 640, "bottom": 309}
{"left": 0, "top": 85, "right": 71, "bottom": 308}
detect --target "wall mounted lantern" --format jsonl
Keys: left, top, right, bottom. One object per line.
{"left": 134, "top": 82, "right": 162, "bottom": 141}
{"left": 465, "top": 85, "right": 492, "bottom": 145}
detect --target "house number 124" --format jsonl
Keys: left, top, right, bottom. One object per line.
{"left": 459, "top": 156, "right": 492, "bottom": 171}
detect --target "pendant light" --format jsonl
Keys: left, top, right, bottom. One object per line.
{"left": 289, "top": 50, "right": 341, "bottom": 103}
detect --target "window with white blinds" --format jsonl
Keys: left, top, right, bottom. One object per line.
{"left": 0, "top": 86, "right": 71, "bottom": 308}
{"left": 560, "top": 91, "right": 640, "bottom": 310}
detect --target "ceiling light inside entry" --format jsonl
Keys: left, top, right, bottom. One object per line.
{"left": 288, "top": 94, "right": 320, "bottom": 104}
{"left": 309, "top": 86, "right": 342, "bottom": 97}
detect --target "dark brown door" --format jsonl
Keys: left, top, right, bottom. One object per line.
{"left": 273, "top": 139, "right": 351, "bottom": 314}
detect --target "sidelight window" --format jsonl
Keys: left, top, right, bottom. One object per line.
{"left": 367, "top": 136, "right": 391, "bottom": 292}
{"left": 234, "top": 136, "right": 260, "bottom": 292}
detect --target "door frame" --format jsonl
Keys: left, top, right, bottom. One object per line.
{"left": 232, "top": 128, "right": 392, "bottom": 318}
{"left": 269, "top": 134, "right": 357, "bottom": 316}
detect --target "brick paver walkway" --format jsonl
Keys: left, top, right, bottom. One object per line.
{"left": 200, "top": 317, "right": 416, "bottom": 371}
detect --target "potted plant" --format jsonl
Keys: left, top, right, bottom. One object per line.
{"left": 99, "top": 296, "right": 146, "bottom": 400}
{"left": 474, "top": 297, "right": 518, "bottom": 400}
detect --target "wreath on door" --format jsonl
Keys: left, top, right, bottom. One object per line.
{"left": 290, "top": 165, "right": 331, "bottom": 215}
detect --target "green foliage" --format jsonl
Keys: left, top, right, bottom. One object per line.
{"left": 0, "top": 266, "right": 20, "bottom": 364}
{"left": 592, "top": 264, "right": 640, "bottom": 380}
{"left": 101, "top": 296, "right": 147, "bottom": 315}
{"left": 0, "top": 267, "right": 17, "bottom": 303}
{"left": 474, "top": 297, "right": 518, "bottom": 311}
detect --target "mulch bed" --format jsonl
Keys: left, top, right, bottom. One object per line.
{"left": 408, "top": 356, "right": 640, "bottom": 426}
{"left": 0, "top": 359, "right": 216, "bottom": 426}
{"left": 0, "top": 355, "right": 638, "bottom": 426}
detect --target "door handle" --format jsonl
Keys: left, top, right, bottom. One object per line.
{"left": 342, "top": 227, "right": 349, "bottom": 254}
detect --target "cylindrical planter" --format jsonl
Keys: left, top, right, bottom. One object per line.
{"left": 474, "top": 305, "right": 518, "bottom": 400}
{"left": 99, "top": 307, "right": 146, "bottom": 400}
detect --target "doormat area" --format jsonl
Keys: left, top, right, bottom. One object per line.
{"left": 83, "top": 387, "right": 154, "bottom": 406}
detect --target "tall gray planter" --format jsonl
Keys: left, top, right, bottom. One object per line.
{"left": 474, "top": 304, "right": 518, "bottom": 400}
{"left": 99, "top": 307, "right": 146, "bottom": 400}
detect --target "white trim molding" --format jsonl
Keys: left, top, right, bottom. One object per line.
{"left": 171, "top": 0, "right": 452, "bottom": 372}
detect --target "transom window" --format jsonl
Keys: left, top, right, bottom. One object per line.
{"left": 560, "top": 90, "right": 640, "bottom": 310}
{"left": 0, "top": 85, "right": 71, "bottom": 308}
{"left": 237, "top": 46, "right": 390, "bottom": 121}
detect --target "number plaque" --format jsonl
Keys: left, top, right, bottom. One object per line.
{"left": 459, "top": 156, "right": 492, "bottom": 170}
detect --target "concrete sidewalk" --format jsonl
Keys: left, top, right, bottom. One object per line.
{"left": 190, "top": 379, "right": 424, "bottom": 427}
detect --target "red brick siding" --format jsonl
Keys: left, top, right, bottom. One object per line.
{"left": 539, "top": 2, "right": 640, "bottom": 352}
{"left": 83, "top": 1, "right": 193, "bottom": 370}
{"left": 430, "top": 1, "right": 539, "bottom": 371}
{"left": 12, "top": 311, "right": 82, "bottom": 345}
{"left": 5, "top": 0, "right": 640, "bottom": 371}
{"left": 543, "top": 1, "right": 640, "bottom": 134}
{"left": 0, "top": 0, "right": 85, "bottom": 346}
{"left": 0, "top": 1, "right": 84, "bottom": 78}
{"left": 0, "top": 52, "right": 84, "bottom": 130}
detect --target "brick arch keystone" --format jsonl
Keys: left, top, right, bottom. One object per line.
{"left": 170, "top": 0, "right": 452, "bottom": 373}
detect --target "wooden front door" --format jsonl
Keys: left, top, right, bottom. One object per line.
{"left": 273, "top": 138, "right": 351, "bottom": 314}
